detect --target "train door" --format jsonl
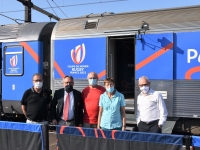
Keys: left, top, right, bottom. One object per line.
{"left": 107, "top": 35, "right": 135, "bottom": 112}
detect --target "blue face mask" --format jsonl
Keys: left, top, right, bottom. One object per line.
{"left": 89, "top": 79, "right": 97, "bottom": 86}
{"left": 106, "top": 87, "right": 114, "bottom": 93}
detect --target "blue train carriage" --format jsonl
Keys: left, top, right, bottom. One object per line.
{"left": 51, "top": 5, "right": 200, "bottom": 134}
{"left": 0, "top": 22, "right": 55, "bottom": 119}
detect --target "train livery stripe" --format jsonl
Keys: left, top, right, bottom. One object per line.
{"left": 100, "top": 129, "right": 106, "bottom": 139}
{"left": 76, "top": 127, "right": 86, "bottom": 137}
{"left": 185, "top": 66, "right": 200, "bottom": 79}
{"left": 112, "top": 130, "right": 117, "bottom": 139}
{"left": 20, "top": 42, "right": 39, "bottom": 64}
{"left": 54, "top": 61, "right": 65, "bottom": 78}
{"left": 136, "top": 42, "right": 173, "bottom": 70}
{"left": 98, "top": 70, "right": 106, "bottom": 79}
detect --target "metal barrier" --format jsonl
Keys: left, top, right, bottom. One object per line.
{"left": 55, "top": 125, "right": 183, "bottom": 150}
{"left": 0, "top": 121, "right": 200, "bottom": 150}
{"left": 0, "top": 121, "right": 45, "bottom": 150}
{"left": 42, "top": 124, "right": 49, "bottom": 150}
{"left": 184, "top": 135, "right": 191, "bottom": 150}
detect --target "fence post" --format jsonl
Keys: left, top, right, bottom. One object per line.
{"left": 0, "top": 100, "right": 2, "bottom": 121}
{"left": 184, "top": 135, "right": 191, "bottom": 150}
{"left": 42, "top": 124, "right": 49, "bottom": 150}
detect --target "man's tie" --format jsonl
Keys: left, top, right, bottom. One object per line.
{"left": 64, "top": 93, "right": 70, "bottom": 121}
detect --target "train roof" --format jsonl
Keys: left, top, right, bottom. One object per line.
{"left": 52, "top": 5, "right": 200, "bottom": 39}
{"left": 0, "top": 22, "right": 55, "bottom": 42}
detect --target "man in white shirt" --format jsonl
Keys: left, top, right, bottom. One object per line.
{"left": 136, "top": 76, "right": 168, "bottom": 133}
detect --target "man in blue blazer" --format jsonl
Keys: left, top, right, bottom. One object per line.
{"left": 51, "top": 75, "right": 83, "bottom": 126}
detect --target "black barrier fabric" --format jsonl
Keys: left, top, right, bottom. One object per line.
{"left": 56, "top": 126, "right": 183, "bottom": 150}
{"left": 0, "top": 121, "right": 44, "bottom": 150}
{"left": 192, "top": 136, "right": 200, "bottom": 150}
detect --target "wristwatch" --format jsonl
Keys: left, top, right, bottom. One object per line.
{"left": 123, "top": 125, "right": 126, "bottom": 128}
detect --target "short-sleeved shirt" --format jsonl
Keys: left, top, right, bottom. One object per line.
{"left": 21, "top": 87, "right": 51, "bottom": 121}
{"left": 99, "top": 90, "right": 126, "bottom": 129}
{"left": 82, "top": 85, "right": 105, "bottom": 124}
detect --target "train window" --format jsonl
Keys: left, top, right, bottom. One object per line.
{"left": 4, "top": 45, "right": 24, "bottom": 76}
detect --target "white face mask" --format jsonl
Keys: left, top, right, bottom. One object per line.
{"left": 140, "top": 86, "right": 149, "bottom": 94}
{"left": 34, "top": 82, "right": 43, "bottom": 89}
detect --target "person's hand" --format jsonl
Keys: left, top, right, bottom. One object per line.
{"left": 97, "top": 126, "right": 100, "bottom": 129}
{"left": 158, "top": 125, "right": 162, "bottom": 128}
{"left": 122, "top": 126, "right": 126, "bottom": 131}
{"left": 52, "top": 119, "right": 57, "bottom": 125}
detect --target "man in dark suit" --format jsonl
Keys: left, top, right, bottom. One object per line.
{"left": 51, "top": 75, "right": 83, "bottom": 126}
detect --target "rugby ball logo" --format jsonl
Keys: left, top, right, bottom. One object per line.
{"left": 71, "top": 44, "right": 86, "bottom": 64}
{"left": 10, "top": 55, "right": 18, "bottom": 67}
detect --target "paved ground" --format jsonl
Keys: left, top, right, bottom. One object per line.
{"left": 49, "top": 132, "right": 57, "bottom": 150}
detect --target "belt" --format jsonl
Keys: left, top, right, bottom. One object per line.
{"left": 62, "top": 118, "right": 74, "bottom": 122}
{"left": 27, "top": 118, "right": 47, "bottom": 122}
{"left": 141, "top": 120, "right": 159, "bottom": 125}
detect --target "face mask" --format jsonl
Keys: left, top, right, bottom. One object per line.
{"left": 65, "top": 85, "right": 73, "bottom": 93}
{"left": 140, "top": 86, "right": 149, "bottom": 94}
{"left": 34, "top": 82, "right": 43, "bottom": 89}
{"left": 89, "top": 79, "right": 97, "bottom": 86}
{"left": 106, "top": 87, "right": 114, "bottom": 93}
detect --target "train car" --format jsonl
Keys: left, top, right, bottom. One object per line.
{"left": 0, "top": 22, "right": 55, "bottom": 118}
{"left": 0, "top": 5, "right": 200, "bottom": 135}
{"left": 51, "top": 5, "right": 200, "bottom": 134}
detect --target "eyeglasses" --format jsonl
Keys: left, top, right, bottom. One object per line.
{"left": 33, "top": 80, "right": 42, "bottom": 82}
{"left": 139, "top": 84, "right": 148, "bottom": 87}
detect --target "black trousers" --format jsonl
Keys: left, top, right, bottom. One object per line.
{"left": 138, "top": 120, "right": 161, "bottom": 133}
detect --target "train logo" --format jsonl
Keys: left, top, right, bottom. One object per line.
{"left": 71, "top": 44, "right": 86, "bottom": 64}
{"left": 10, "top": 55, "right": 18, "bottom": 67}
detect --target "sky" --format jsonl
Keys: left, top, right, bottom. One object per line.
{"left": 0, "top": 0, "right": 200, "bottom": 24}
